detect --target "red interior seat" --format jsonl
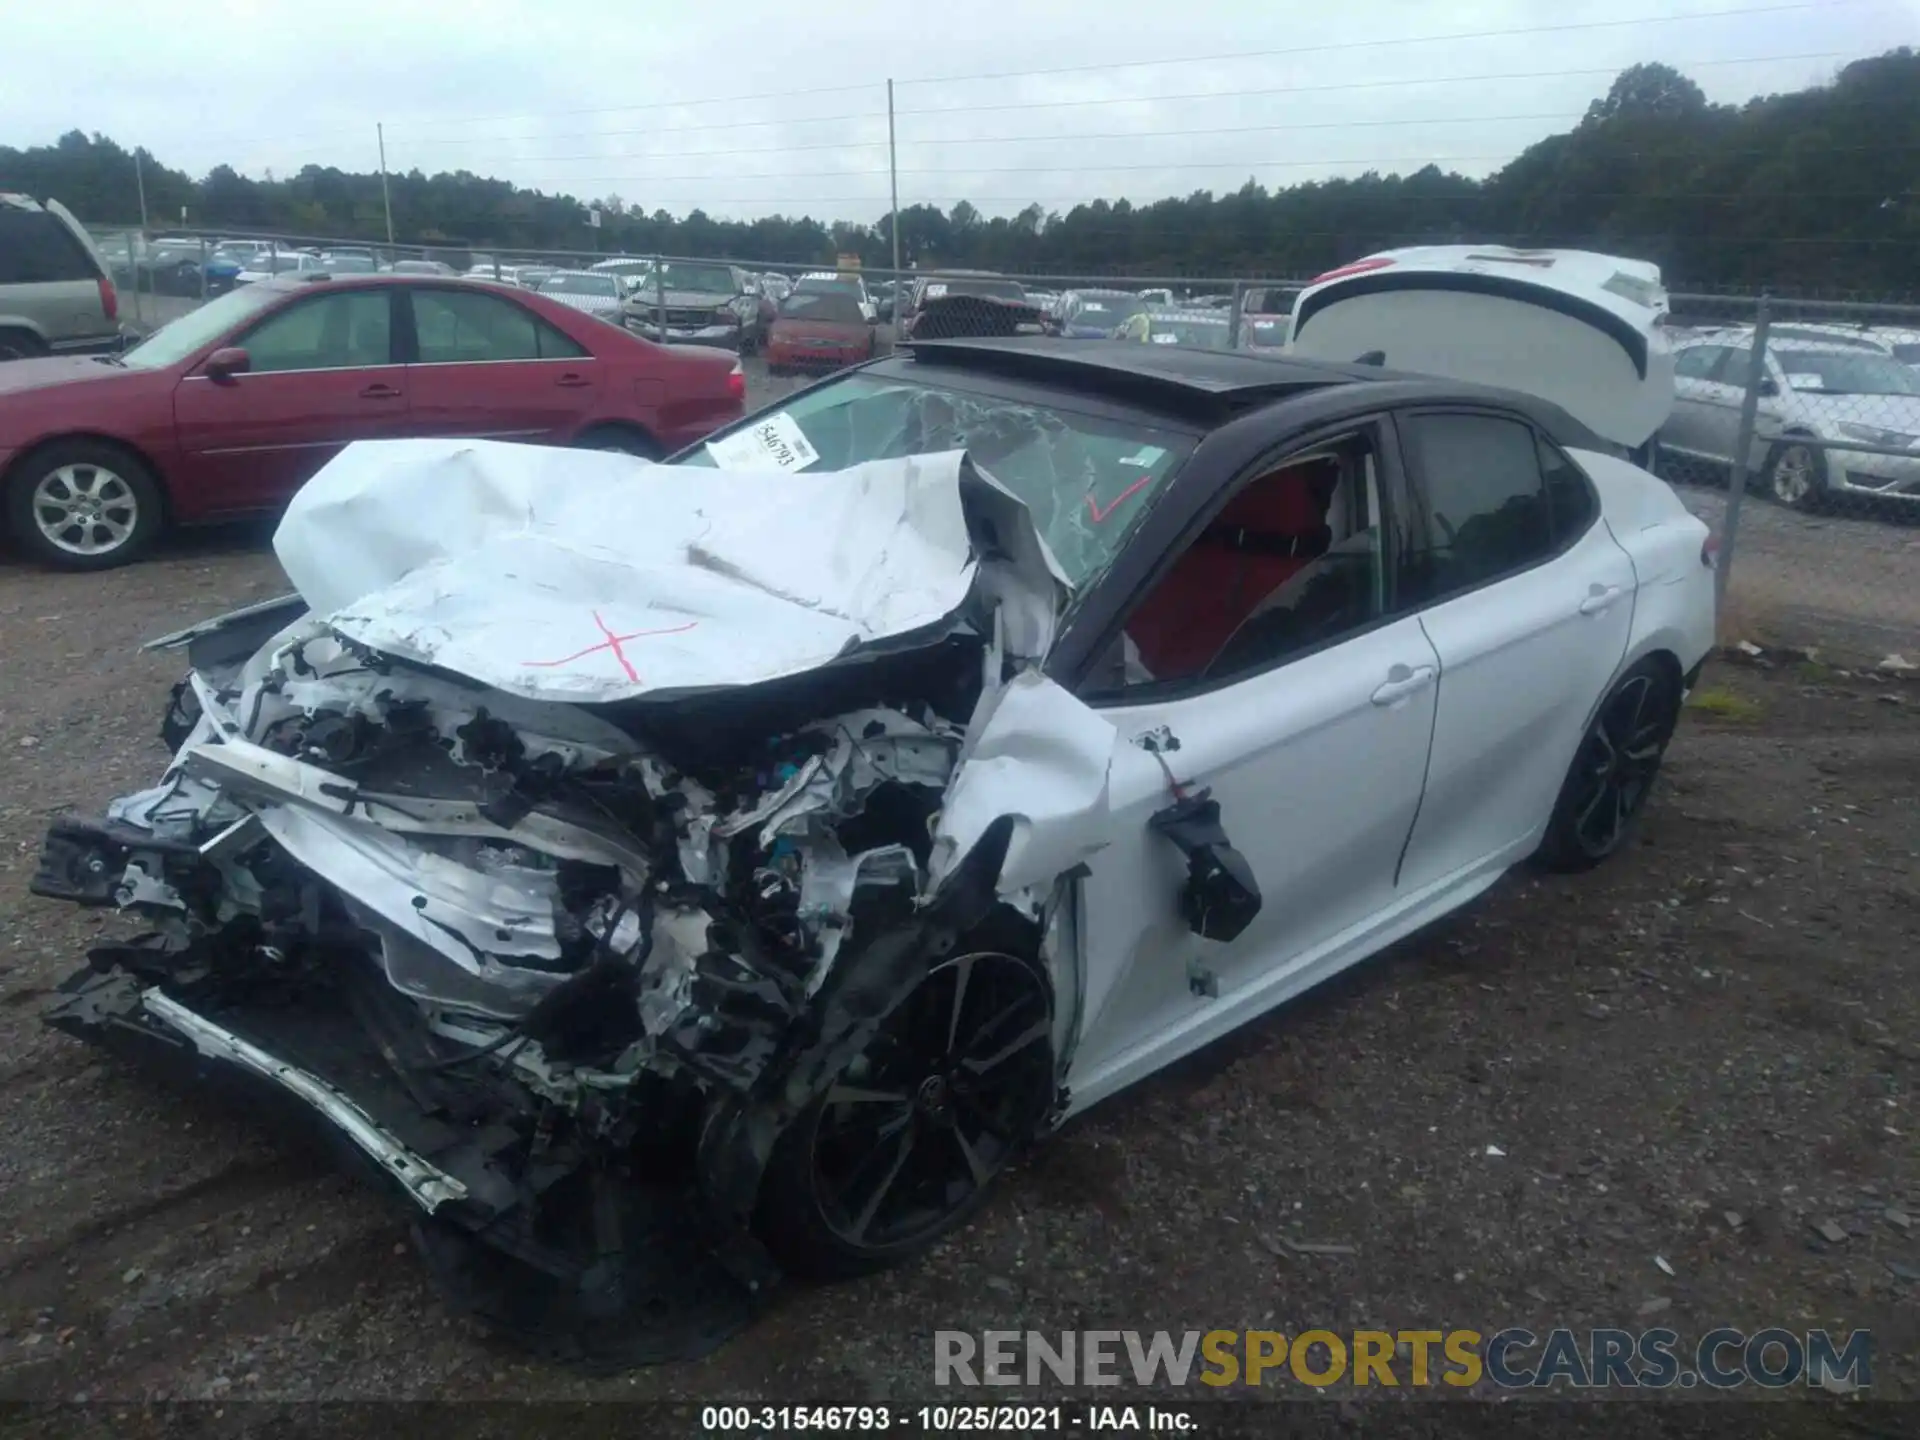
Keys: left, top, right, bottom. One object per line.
{"left": 1127, "top": 460, "right": 1336, "bottom": 680}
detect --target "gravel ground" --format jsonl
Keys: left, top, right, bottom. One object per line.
{"left": 1662, "top": 467, "right": 1920, "bottom": 670}
{"left": 0, "top": 379, "right": 1916, "bottom": 1420}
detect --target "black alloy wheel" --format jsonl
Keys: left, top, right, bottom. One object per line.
{"left": 757, "top": 940, "right": 1054, "bottom": 1278}
{"left": 1537, "top": 659, "right": 1682, "bottom": 871}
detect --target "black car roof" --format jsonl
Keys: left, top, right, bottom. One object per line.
{"left": 891, "top": 336, "right": 1607, "bottom": 447}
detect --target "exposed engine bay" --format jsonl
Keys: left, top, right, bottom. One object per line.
{"left": 30, "top": 440, "right": 1268, "bottom": 1364}
{"left": 29, "top": 442, "right": 1120, "bottom": 1365}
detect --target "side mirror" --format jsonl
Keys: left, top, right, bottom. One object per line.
{"left": 1149, "top": 789, "right": 1263, "bottom": 943}
{"left": 205, "top": 346, "right": 251, "bottom": 380}
{"left": 1756, "top": 376, "right": 1779, "bottom": 398}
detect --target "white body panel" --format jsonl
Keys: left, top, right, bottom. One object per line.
{"left": 1059, "top": 447, "right": 1713, "bottom": 1118}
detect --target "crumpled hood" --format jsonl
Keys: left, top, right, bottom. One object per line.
{"left": 273, "top": 438, "right": 1071, "bottom": 703}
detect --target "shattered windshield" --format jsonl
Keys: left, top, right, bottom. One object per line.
{"left": 676, "top": 373, "right": 1195, "bottom": 586}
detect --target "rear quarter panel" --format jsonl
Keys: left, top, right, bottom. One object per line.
{"left": 1572, "top": 446, "right": 1716, "bottom": 682}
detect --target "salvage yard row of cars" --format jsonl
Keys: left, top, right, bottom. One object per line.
{"left": 25, "top": 244, "right": 1719, "bottom": 1362}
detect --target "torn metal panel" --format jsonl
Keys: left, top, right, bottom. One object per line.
{"left": 270, "top": 440, "right": 1066, "bottom": 705}
{"left": 277, "top": 443, "right": 981, "bottom": 701}
{"left": 142, "top": 987, "right": 470, "bottom": 1211}
{"left": 34, "top": 430, "right": 1103, "bottom": 1365}
{"left": 931, "top": 670, "right": 1119, "bottom": 897}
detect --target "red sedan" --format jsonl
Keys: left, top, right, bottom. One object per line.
{"left": 765, "top": 290, "right": 875, "bottom": 375}
{"left": 0, "top": 274, "right": 746, "bottom": 569}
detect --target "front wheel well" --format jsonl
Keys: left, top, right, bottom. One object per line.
{"left": 4, "top": 433, "right": 174, "bottom": 522}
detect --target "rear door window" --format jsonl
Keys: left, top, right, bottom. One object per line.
{"left": 409, "top": 288, "right": 584, "bottom": 362}
{"left": 1397, "top": 412, "right": 1556, "bottom": 604}
{"left": 0, "top": 208, "right": 98, "bottom": 284}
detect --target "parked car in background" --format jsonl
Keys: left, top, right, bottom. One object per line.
{"left": 319, "top": 254, "right": 378, "bottom": 276}
{"left": 322, "top": 247, "right": 377, "bottom": 267}
{"left": 466, "top": 263, "right": 522, "bottom": 285}
{"left": 1053, "top": 288, "right": 1148, "bottom": 339}
{"left": 135, "top": 237, "right": 212, "bottom": 296}
{"left": 765, "top": 288, "right": 876, "bottom": 374}
{"left": 236, "top": 252, "right": 327, "bottom": 285}
{"left": 898, "top": 271, "right": 1029, "bottom": 338}
{"left": 0, "top": 195, "right": 122, "bottom": 361}
{"left": 385, "top": 259, "right": 460, "bottom": 278}
{"left": 761, "top": 272, "right": 793, "bottom": 304}
{"left": 621, "top": 260, "right": 760, "bottom": 351}
{"left": 1239, "top": 286, "right": 1292, "bottom": 350}
{"left": 1115, "top": 308, "right": 1234, "bottom": 349}
{"left": 1138, "top": 287, "right": 1174, "bottom": 307}
{"left": 795, "top": 271, "right": 876, "bottom": 323}
{"left": 0, "top": 272, "right": 745, "bottom": 568}
{"left": 1660, "top": 329, "right": 1920, "bottom": 512}
{"left": 588, "top": 256, "right": 655, "bottom": 296}
{"left": 517, "top": 264, "right": 559, "bottom": 292}
{"left": 1023, "top": 288, "right": 1061, "bottom": 315}
{"left": 536, "top": 269, "right": 627, "bottom": 326}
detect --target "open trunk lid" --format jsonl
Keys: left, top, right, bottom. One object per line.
{"left": 1285, "top": 246, "right": 1675, "bottom": 449}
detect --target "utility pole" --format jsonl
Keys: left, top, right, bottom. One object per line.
{"left": 133, "top": 149, "right": 149, "bottom": 230}
{"left": 377, "top": 122, "right": 396, "bottom": 249}
{"left": 887, "top": 80, "right": 901, "bottom": 278}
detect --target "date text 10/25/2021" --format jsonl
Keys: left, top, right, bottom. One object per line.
{"left": 698, "top": 1407, "right": 1190, "bottom": 1432}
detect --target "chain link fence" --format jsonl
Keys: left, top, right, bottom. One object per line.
{"left": 1660, "top": 291, "right": 1920, "bottom": 671}
{"left": 64, "top": 224, "right": 1920, "bottom": 670}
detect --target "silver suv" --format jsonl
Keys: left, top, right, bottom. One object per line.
{"left": 1660, "top": 327, "right": 1920, "bottom": 512}
{"left": 0, "top": 195, "right": 123, "bottom": 361}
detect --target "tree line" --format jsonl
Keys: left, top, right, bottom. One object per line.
{"left": 4, "top": 52, "right": 1916, "bottom": 293}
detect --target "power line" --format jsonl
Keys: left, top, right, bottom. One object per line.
{"left": 891, "top": 0, "right": 1868, "bottom": 88}
{"left": 207, "top": 0, "right": 1863, "bottom": 146}
{"left": 379, "top": 49, "right": 1836, "bottom": 151}
{"left": 394, "top": 112, "right": 1586, "bottom": 169}
{"left": 896, "top": 52, "right": 1844, "bottom": 117}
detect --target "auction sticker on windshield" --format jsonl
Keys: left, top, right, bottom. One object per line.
{"left": 705, "top": 412, "right": 821, "bottom": 471}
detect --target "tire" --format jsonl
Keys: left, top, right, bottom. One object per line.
{"left": 753, "top": 913, "right": 1055, "bottom": 1281}
{"left": 1534, "top": 657, "right": 1682, "bottom": 873}
{"left": 6, "top": 439, "right": 165, "bottom": 570}
{"left": 0, "top": 329, "right": 45, "bottom": 362}
{"left": 1764, "top": 437, "right": 1828, "bottom": 512}
{"left": 573, "top": 425, "right": 661, "bottom": 460}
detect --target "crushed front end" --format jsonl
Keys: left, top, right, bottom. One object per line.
{"left": 30, "top": 442, "right": 1126, "bottom": 1364}
{"left": 31, "top": 598, "right": 1011, "bottom": 1365}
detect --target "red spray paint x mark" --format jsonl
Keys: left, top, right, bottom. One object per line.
{"left": 1084, "top": 473, "right": 1155, "bottom": 524}
{"left": 522, "top": 612, "right": 699, "bottom": 683}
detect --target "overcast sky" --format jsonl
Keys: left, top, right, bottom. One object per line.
{"left": 5, "top": 0, "right": 1915, "bottom": 222}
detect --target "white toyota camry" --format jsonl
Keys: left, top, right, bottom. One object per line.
{"left": 32, "top": 258, "right": 1713, "bottom": 1363}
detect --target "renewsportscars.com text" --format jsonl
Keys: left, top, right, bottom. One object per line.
{"left": 934, "top": 1327, "right": 1873, "bottom": 1390}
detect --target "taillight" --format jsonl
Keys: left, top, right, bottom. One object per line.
{"left": 98, "top": 276, "right": 118, "bottom": 322}
{"left": 726, "top": 362, "right": 745, "bottom": 402}
{"left": 1701, "top": 533, "right": 1719, "bottom": 569}
{"left": 1306, "top": 256, "right": 1397, "bottom": 285}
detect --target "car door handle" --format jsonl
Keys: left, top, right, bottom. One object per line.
{"left": 359, "top": 383, "right": 403, "bottom": 399}
{"left": 1579, "top": 584, "right": 1625, "bottom": 617}
{"left": 1371, "top": 663, "right": 1436, "bottom": 706}
{"left": 555, "top": 373, "right": 591, "bottom": 388}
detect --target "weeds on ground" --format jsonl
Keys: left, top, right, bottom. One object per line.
{"left": 1687, "top": 686, "right": 1764, "bottom": 722}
